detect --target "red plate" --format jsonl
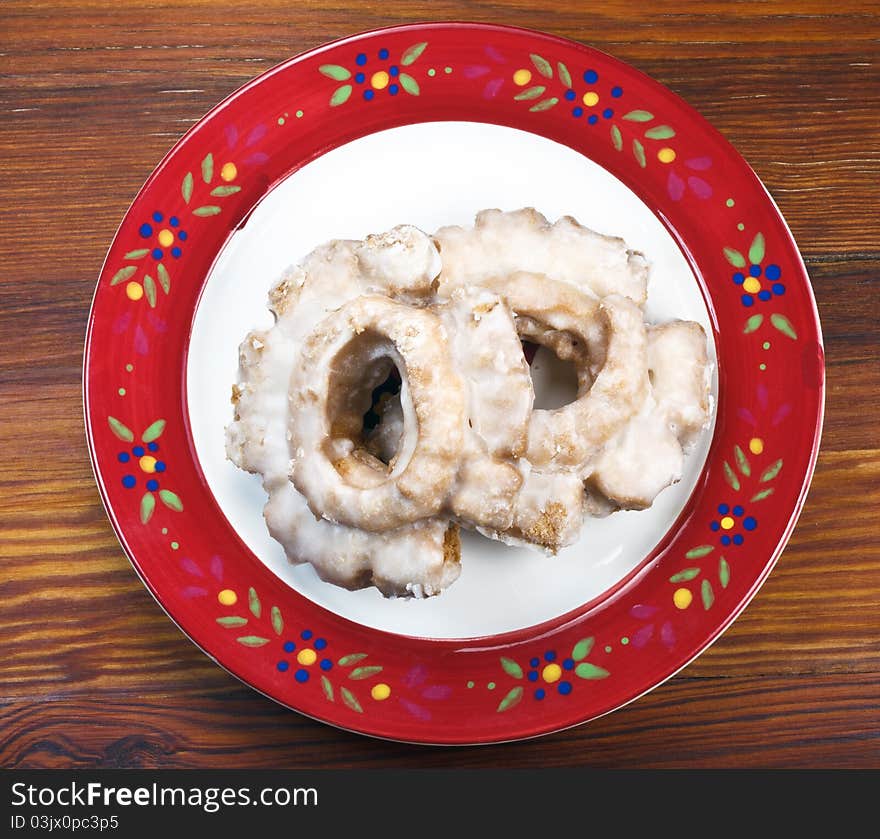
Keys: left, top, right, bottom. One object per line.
{"left": 84, "top": 22, "right": 824, "bottom": 744}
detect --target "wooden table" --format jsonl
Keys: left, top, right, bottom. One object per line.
{"left": 2, "top": 1, "right": 878, "bottom": 768}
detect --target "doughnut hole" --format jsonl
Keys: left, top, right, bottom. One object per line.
{"left": 323, "top": 330, "right": 407, "bottom": 483}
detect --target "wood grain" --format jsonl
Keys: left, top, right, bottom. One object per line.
{"left": 1, "top": 0, "right": 878, "bottom": 768}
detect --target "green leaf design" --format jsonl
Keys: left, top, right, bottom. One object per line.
{"left": 529, "top": 97, "right": 559, "bottom": 112}
{"left": 271, "top": 605, "right": 283, "bottom": 635}
{"left": 210, "top": 185, "right": 241, "bottom": 197}
{"left": 686, "top": 545, "right": 715, "bottom": 559}
{"left": 108, "top": 416, "right": 134, "bottom": 442}
{"left": 236, "top": 635, "right": 270, "bottom": 647}
{"left": 735, "top": 445, "right": 751, "bottom": 477}
{"left": 141, "top": 419, "right": 166, "bottom": 442}
{"left": 400, "top": 42, "right": 427, "bottom": 66}
{"left": 321, "top": 675, "right": 334, "bottom": 702}
{"left": 497, "top": 686, "right": 523, "bottom": 712}
{"left": 319, "top": 64, "right": 352, "bottom": 80}
{"left": 182, "top": 171, "right": 193, "bottom": 204}
{"left": 571, "top": 637, "right": 594, "bottom": 661}
{"left": 529, "top": 53, "right": 553, "bottom": 78}
{"left": 611, "top": 124, "right": 623, "bottom": 151}
{"left": 748, "top": 232, "right": 765, "bottom": 265}
{"left": 632, "top": 138, "right": 646, "bottom": 168}
{"left": 500, "top": 657, "right": 523, "bottom": 679}
{"left": 201, "top": 152, "right": 213, "bottom": 184}
{"left": 143, "top": 274, "right": 156, "bottom": 308}
{"left": 575, "top": 662, "right": 609, "bottom": 680}
{"left": 701, "top": 579, "right": 715, "bottom": 610}
{"left": 248, "top": 586, "right": 261, "bottom": 618}
{"left": 330, "top": 84, "right": 352, "bottom": 106}
{"left": 514, "top": 85, "right": 546, "bottom": 101}
{"left": 216, "top": 616, "right": 248, "bottom": 627}
{"left": 110, "top": 265, "right": 137, "bottom": 286}
{"left": 398, "top": 73, "right": 420, "bottom": 95}
{"left": 723, "top": 247, "right": 747, "bottom": 268}
{"left": 770, "top": 313, "right": 798, "bottom": 340}
{"left": 644, "top": 124, "right": 676, "bottom": 139}
{"left": 751, "top": 487, "right": 775, "bottom": 502}
{"left": 338, "top": 653, "right": 367, "bottom": 666}
{"left": 760, "top": 460, "right": 783, "bottom": 482}
{"left": 669, "top": 567, "right": 702, "bottom": 583}
{"left": 157, "top": 263, "right": 170, "bottom": 295}
{"left": 124, "top": 248, "right": 150, "bottom": 260}
{"left": 340, "top": 686, "right": 362, "bottom": 713}
{"left": 557, "top": 61, "right": 572, "bottom": 87}
{"left": 140, "top": 491, "right": 155, "bottom": 524}
{"left": 744, "top": 313, "right": 764, "bottom": 333}
{"left": 192, "top": 205, "right": 221, "bottom": 216}
{"left": 158, "top": 490, "right": 183, "bottom": 512}
{"left": 349, "top": 665, "right": 383, "bottom": 680}
{"left": 719, "top": 557, "right": 730, "bottom": 589}
{"left": 723, "top": 460, "right": 741, "bottom": 491}
{"left": 623, "top": 110, "right": 654, "bottom": 122}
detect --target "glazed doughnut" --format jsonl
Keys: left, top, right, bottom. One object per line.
{"left": 586, "top": 320, "right": 711, "bottom": 509}
{"left": 435, "top": 207, "right": 649, "bottom": 304}
{"left": 289, "top": 294, "right": 466, "bottom": 532}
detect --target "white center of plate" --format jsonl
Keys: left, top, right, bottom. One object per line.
{"left": 187, "top": 121, "right": 717, "bottom": 639}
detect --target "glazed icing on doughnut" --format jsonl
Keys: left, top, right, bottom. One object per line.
{"left": 227, "top": 209, "right": 712, "bottom": 597}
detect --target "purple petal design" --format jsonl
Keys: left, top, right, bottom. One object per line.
{"left": 400, "top": 698, "right": 431, "bottom": 721}
{"left": 112, "top": 311, "right": 132, "bottom": 335}
{"left": 145, "top": 311, "right": 167, "bottom": 333}
{"left": 210, "top": 554, "right": 224, "bottom": 580}
{"left": 133, "top": 324, "right": 149, "bottom": 356}
{"left": 403, "top": 664, "right": 428, "bottom": 689}
{"left": 757, "top": 382, "right": 769, "bottom": 409}
{"left": 244, "top": 151, "right": 269, "bottom": 166}
{"left": 684, "top": 156, "right": 712, "bottom": 171}
{"left": 484, "top": 45, "right": 506, "bottom": 63}
{"left": 246, "top": 124, "right": 267, "bottom": 147}
{"left": 773, "top": 403, "right": 792, "bottom": 425}
{"left": 667, "top": 170, "right": 685, "bottom": 201}
{"left": 421, "top": 685, "right": 452, "bottom": 700}
{"left": 181, "top": 586, "right": 207, "bottom": 598}
{"left": 632, "top": 623, "right": 654, "bottom": 649}
{"left": 660, "top": 621, "right": 675, "bottom": 649}
{"left": 687, "top": 176, "right": 713, "bottom": 199}
{"left": 181, "top": 557, "right": 203, "bottom": 577}
{"left": 630, "top": 604, "right": 658, "bottom": 620}
{"left": 483, "top": 78, "right": 504, "bottom": 99}
{"left": 225, "top": 124, "right": 239, "bottom": 149}
{"left": 463, "top": 64, "right": 491, "bottom": 79}
{"left": 738, "top": 407, "right": 757, "bottom": 426}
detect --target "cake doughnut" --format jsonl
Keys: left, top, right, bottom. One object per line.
{"left": 227, "top": 226, "right": 464, "bottom": 597}
{"left": 288, "top": 294, "right": 467, "bottom": 532}
{"left": 434, "top": 207, "right": 649, "bottom": 304}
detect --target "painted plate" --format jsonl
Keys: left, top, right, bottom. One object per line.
{"left": 84, "top": 23, "right": 824, "bottom": 744}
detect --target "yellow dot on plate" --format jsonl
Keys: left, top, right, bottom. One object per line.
{"left": 720, "top": 516, "right": 735, "bottom": 530}
{"left": 118, "top": 387, "right": 126, "bottom": 396}
{"left": 297, "top": 648, "right": 317, "bottom": 666}
{"left": 657, "top": 147, "right": 676, "bottom": 163}
{"left": 749, "top": 437, "right": 764, "bottom": 454}
{"left": 157, "top": 228, "right": 174, "bottom": 247}
{"left": 673, "top": 588, "right": 693, "bottom": 609}
{"left": 371, "top": 70, "right": 390, "bottom": 89}
{"left": 542, "top": 663, "right": 562, "bottom": 683}
{"left": 138, "top": 455, "right": 157, "bottom": 473}
{"left": 125, "top": 281, "right": 143, "bottom": 301}
{"left": 371, "top": 683, "right": 391, "bottom": 701}
{"left": 218, "top": 589, "right": 237, "bottom": 606}
{"left": 220, "top": 162, "right": 237, "bottom": 182}
{"left": 582, "top": 90, "right": 599, "bottom": 107}
{"left": 743, "top": 277, "right": 761, "bottom": 294}
{"left": 513, "top": 68, "right": 532, "bottom": 86}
